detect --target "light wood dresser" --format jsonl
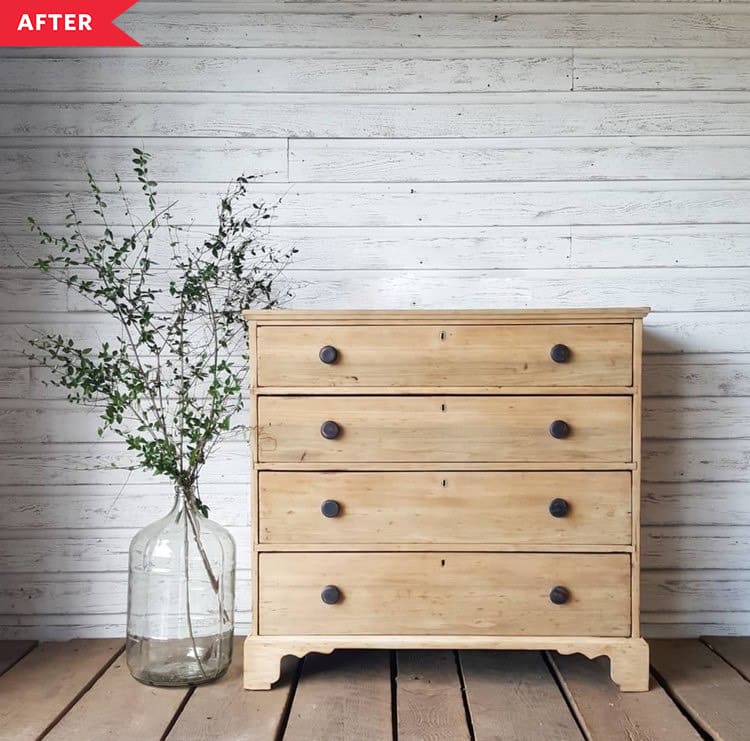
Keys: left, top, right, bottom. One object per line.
{"left": 242, "top": 308, "right": 650, "bottom": 691}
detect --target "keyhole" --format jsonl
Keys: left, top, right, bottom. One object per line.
{"left": 439, "top": 331, "right": 446, "bottom": 341}
{"left": 441, "top": 479, "right": 447, "bottom": 487}
{"left": 441, "top": 403, "right": 446, "bottom": 412}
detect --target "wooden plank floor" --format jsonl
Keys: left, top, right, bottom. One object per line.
{"left": 1, "top": 638, "right": 748, "bottom": 740}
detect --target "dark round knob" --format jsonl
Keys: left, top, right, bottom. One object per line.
{"left": 549, "top": 420, "right": 570, "bottom": 439}
{"left": 319, "top": 345, "right": 338, "bottom": 364}
{"left": 321, "top": 585, "right": 341, "bottom": 605}
{"left": 320, "top": 420, "right": 340, "bottom": 440}
{"left": 549, "top": 586, "right": 570, "bottom": 605}
{"left": 549, "top": 498, "right": 569, "bottom": 518}
{"left": 550, "top": 344, "right": 571, "bottom": 363}
{"left": 321, "top": 499, "right": 341, "bottom": 518}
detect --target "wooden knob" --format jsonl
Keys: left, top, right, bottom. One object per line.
{"left": 550, "top": 344, "right": 571, "bottom": 363}
{"left": 549, "top": 420, "right": 570, "bottom": 439}
{"left": 549, "top": 586, "right": 570, "bottom": 605}
{"left": 321, "top": 585, "right": 341, "bottom": 605}
{"left": 549, "top": 498, "right": 569, "bottom": 518}
{"left": 321, "top": 499, "right": 341, "bottom": 518}
{"left": 320, "top": 420, "right": 341, "bottom": 440}
{"left": 319, "top": 345, "right": 338, "bottom": 364}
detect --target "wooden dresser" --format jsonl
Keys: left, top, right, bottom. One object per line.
{"left": 242, "top": 308, "right": 650, "bottom": 692}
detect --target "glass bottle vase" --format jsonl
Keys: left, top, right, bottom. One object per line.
{"left": 126, "top": 485, "right": 236, "bottom": 686}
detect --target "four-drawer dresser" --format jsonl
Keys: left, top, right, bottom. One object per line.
{"left": 242, "top": 308, "right": 650, "bottom": 692}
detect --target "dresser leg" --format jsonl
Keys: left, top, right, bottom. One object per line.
{"left": 243, "top": 640, "right": 284, "bottom": 690}
{"left": 608, "top": 638, "right": 650, "bottom": 691}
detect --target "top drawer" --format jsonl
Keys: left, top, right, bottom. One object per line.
{"left": 256, "top": 324, "right": 633, "bottom": 388}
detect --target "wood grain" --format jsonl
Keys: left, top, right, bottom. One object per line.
{"left": 0, "top": 441, "right": 250, "bottom": 486}
{"left": 650, "top": 639, "right": 750, "bottom": 740}
{"left": 114, "top": 7, "right": 750, "bottom": 49}
{"left": 257, "top": 395, "right": 632, "bottom": 463}
{"left": 461, "top": 650, "right": 582, "bottom": 740}
{"left": 644, "top": 615, "right": 750, "bottom": 639}
{"left": 701, "top": 636, "right": 750, "bottom": 682}
{"left": 1, "top": 483, "right": 249, "bottom": 529}
{"left": 291, "top": 136, "right": 750, "bottom": 182}
{"left": 0, "top": 50, "right": 573, "bottom": 93}
{"left": 18, "top": 268, "right": 750, "bottom": 316}
{"left": 396, "top": 650, "right": 470, "bottom": 741}
{"left": 262, "top": 543, "right": 623, "bottom": 553}
{"left": 551, "top": 652, "right": 702, "bottom": 740}
{"left": 0, "top": 639, "right": 122, "bottom": 740}
{"left": 261, "top": 224, "right": 572, "bottom": 270}
{"left": 2, "top": 226, "right": 573, "bottom": 271}
{"left": 3, "top": 637, "right": 750, "bottom": 735}
{"left": 575, "top": 49, "right": 750, "bottom": 91}
{"left": 44, "top": 654, "right": 189, "bottom": 741}
{"left": 0, "top": 573, "right": 179, "bottom": 614}
{"left": 167, "top": 637, "right": 298, "bottom": 740}
{"left": 283, "top": 650, "right": 392, "bottom": 741}
{"left": 644, "top": 354, "right": 750, "bottom": 397}
{"left": 572, "top": 225, "right": 750, "bottom": 268}
{"left": 10, "top": 181, "right": 750, "bottom": 228}
{"left": 642, "top": 571, "right": 750, "bottom": 614}
{"left": 0, "top": 137, "right": 286, "bottom": 182}
{"left": 644, "top": 397, "right": 750, "bottom": 439}
{"left": 5, "top": 94, "right": 750, "bottom": 138}
{"left": 644, "top": 482, "right": 750, "bottom": 526}
{"left": 645, "top": 312, "right": 750, "bottom": 354}
{"left": 256, "top": 385, "right": 637, "bottom": 396}
{"left": 267, "top": 225, "right": 750, "bottom": 271}
{"left": 257, "top": 323, "right": 633, "bottom": 387}
{"left": 631, "top": 317, "right": 643, "bottom": 637}
{"left": 274, "top": 268, "right": 750, "bottom": 312}
{"left": 0, "top": 273, "right": 66, "bottom": 312}
{"left": 0, "top": 367, "right": 29, "bottom": 397}
{"left": 248, "top": 308, "right": 650, "bottom": 322}
{"left": 259, "top": 471, "right": 632, "bottom": 545}
{"left": 259, "top": 552, "right": 631, "bottom": 637}
{"left": 0, "top": 615, "right": 135, "bottom": 640}
{"left": 0, "top": 640, "right": 36, "bottom": 675}
{"left": 0, "top": 529, "right": 247, "bottom": 572}
{"left": 642, "top": 526, "right": 750, "bottom": 570}
{"left": 643, "top": 439, "right": 750, "bottom": 482}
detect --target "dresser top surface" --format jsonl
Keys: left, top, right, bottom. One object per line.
{"left": 243, "top": 307, "right": 650, "bottom": 323}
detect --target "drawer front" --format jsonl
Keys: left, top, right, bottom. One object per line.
{"left": 256, "top": 324, "right": 633, "bottom": 388}
{"left": 259, "top": 471, "right": 632, "bottom": 545}
{"left": 259, "top": 552, "right": 631, "bottom": 636}
{"left": 257, "top": 396, "right": 632, "bottom": 463}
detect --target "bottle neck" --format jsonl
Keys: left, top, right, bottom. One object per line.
{"left": 172, "top": 484, "right": 199, "bottom": 515}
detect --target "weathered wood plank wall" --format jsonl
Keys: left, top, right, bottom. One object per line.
{"left": 1, "top": 0, "right": 749, "bottom": 638}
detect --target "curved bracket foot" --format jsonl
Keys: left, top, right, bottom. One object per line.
{"left": 244, "top": 638, "right": 336, "bottom": 690}
{"left": 607, "top": 638, "right": 650, "bottom": 691}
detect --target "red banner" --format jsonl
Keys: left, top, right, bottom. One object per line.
{"left": 0, "top": 0, "right": 140, "bottom": 46}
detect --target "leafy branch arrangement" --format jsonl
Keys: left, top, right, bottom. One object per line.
{"left": 26, "top": 150, "right": 296, "bottom": 517}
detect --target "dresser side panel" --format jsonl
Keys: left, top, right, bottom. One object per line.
{"left": 247, "top": 320, "right": 261, "bottom": 636}
{"left": 631, "top": 318, "right": 644, "bottom": 638}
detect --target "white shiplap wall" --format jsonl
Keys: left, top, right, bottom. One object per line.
{"left": 1, "top": 1, "right": 750, "bottom": 639}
